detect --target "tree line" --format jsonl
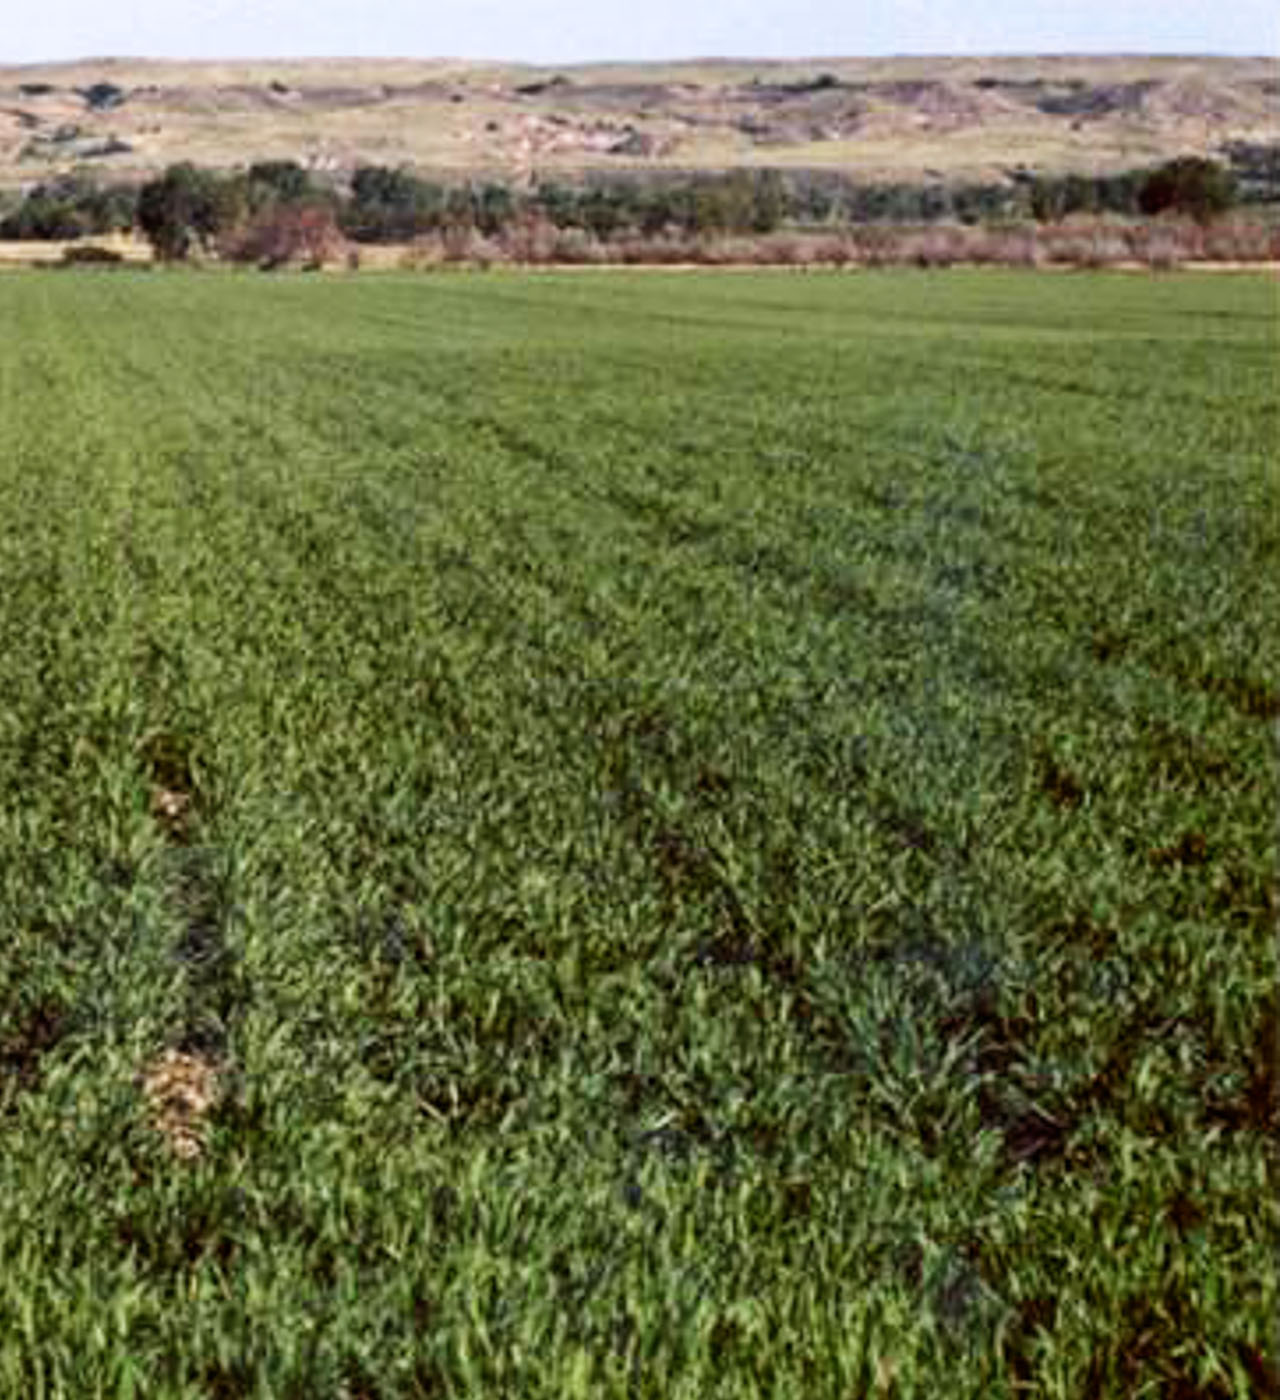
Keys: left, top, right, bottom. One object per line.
{"left": 0, "top": 154, "right": 1257, "bottom": 259}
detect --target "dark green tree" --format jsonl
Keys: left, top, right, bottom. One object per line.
{"left": 246, "top": 160, "right": 315, "bottom": 208}
{"left": 0, "top": 175, "right": 136, "bottom": 240}
{"left": 136, "top": 163, "right": 237, "bottom": 260}
{"left": 343, "top": 166, "right": 445, "bottom": 241}
{"left": 1138, "top": 157, "right": 1235, "bottom": 225}
{"left": 748, "top": 171, "right": 786, "bottom": 233}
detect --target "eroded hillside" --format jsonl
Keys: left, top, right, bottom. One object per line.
{"left": 1, "top": 54, "right": 1276, "bottom": 188}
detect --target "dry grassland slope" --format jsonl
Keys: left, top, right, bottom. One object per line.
{"left": 0, "top": 54, "right": 1276, "bottom": 188}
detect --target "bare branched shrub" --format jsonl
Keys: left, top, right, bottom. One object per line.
{"left": 387, "top": 213, "right": 1276, "bottom": 272}
{"left": 808, "top": 233, "right": 857, "bottom": 267}
{"left": 551, "top": 228, "right": 606, "bottom": 264}
{"left": 692, "top": 234, "right": 825, "bottom": 266}
{"left": 1042, "top": 222, "right": 1133, "bottom": 268}
{"left": 1137, "top": 227, "right": 1186, "bottom": 271}
{"left": 697, "top": 236, "right": 762, "bottom": 265}
{"left": 440, "top": 225, "right": 505, "bottom": 267}
{"left": 501, "top": 211, "right": 560, "bottom": 264}
{"left": 909, "top": 228, "right": 967, "bottom": 268}
{"left": 967, "top": 227, "right": 1043, "bottom": 267}
{"left": 613, "top": 234, "right": 699, "bottom": 264}
{"left": 849, "top": 227, "right": 897, "bottom": 267}
{"left": 757, "top": 234, "right": 815, "bottom": 265}
{"left": 1201, "top": 219, "right": 1280, "bottom": 262}
{"left": 399, "top": 235, "right": 447, "bottom": 270}
{"left": 841, "top": 225, "right": 970, "bottom": 269}
{"left": 221, "top": 204, "right": 348, "bottom": 270}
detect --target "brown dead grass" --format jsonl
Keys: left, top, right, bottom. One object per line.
{"left": 150, "top": 785, "right": 193, "bottom": 841}
{"left": 140, "top": 1049, "right": 220, "bottom": 1161}
{"left": 0, "top": 234, "right": 152, "bottom": 267}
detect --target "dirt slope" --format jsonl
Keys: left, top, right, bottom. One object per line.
{"left": 1, "top": 54, "right": 1275, "bottom": 188}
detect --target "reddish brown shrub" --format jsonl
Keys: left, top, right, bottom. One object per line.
{"left": 221, "top": 204, "right": 348, "bottom": 269}
{"left": 1201, "top": 219, "right": 1280, "bottom": 261}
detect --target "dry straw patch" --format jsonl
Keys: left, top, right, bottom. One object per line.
{"left": 150, "top": 785, "right": 193, "bottom": 842}
{"left": 140, "top": 1049, "right": 221, "bottom": 1161}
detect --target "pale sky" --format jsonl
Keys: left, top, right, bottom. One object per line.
{"left": 5, "top": 0, "right": 1277, "bottom": 65}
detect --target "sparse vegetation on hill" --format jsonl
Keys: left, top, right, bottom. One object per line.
{"left": 0, "top": 54, "right": 1275, "bottom": 190}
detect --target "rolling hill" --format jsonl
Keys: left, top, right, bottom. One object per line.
{"left": 1, "top": 54, "right": 1276, "bottom": 190}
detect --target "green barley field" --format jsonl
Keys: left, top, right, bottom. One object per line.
{"left": 0, "top": 268, "right": 1276, "bottom": 1397}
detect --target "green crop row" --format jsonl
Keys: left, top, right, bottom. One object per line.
{"left": 0, "top": 268, "right": 1275, "bottom": 1397}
